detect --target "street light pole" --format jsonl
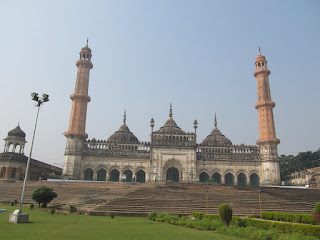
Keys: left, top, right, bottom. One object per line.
{"left": 19, "top": 93, "right": 49, "bottom": 213}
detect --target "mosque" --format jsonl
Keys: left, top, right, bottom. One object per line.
{"left": 63, "top": 43, "right": 280, "bottom": 186}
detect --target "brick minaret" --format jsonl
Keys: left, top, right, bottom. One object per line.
{"left": 63, "top": 41, "right": 93, "bottom": 179}
{"left": 254, "top": 48, "right": 280, "bottom": 185}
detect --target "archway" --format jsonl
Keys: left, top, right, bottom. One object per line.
{"left": 238, "top": 172, "right": 247, "bottom": 186}
{"left": 199, "top": 172, "right": 210, "bottom": 182}
{"left": 225, "top": 173, "right": 234, "bottom": 185}
{"left": 250, "top": 173, "right": 260, "bottom": 186}
{"left": 124, "top": 170, "right": 133, "bottom": 182}
{"left": 97, "top": 169, "right": 106, "bottom": 181}
{"left": 84, "top": 168, "right": 93, "bottom": 180}
{"left": 0, "top": 166, "right": 6, "bottom": 178}
{"left": 212, "top": 172, "right": 221, "bottom": 183}
{"left": 166, "top": 167, "right": 179, "bottom": 182}
{"left": 110, "top": 169, "right": 120, "bottom": 182}
{"left": 136, "top": 170, "right": 145, "bottom": 183}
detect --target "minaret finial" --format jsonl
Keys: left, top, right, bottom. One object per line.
{"left": 86, "top": 38, "right": 89, "bottom": 46}
{"left": 123, "top": 109, "right": 126, "bottom": 123}
{"left": 169, "top": 103, "right": 173, "bottom": 118}
{"left": 18, "top": 122, "right": 20, "bottom": 127}
{"left": 214, "top": 113, "right": 217, "bottom": 128}
{"left": 259, "top": 46, "right": 261, "bottom": 55}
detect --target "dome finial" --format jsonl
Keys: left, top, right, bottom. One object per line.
{"left": 86, "top": 38, "right": 89, "bottom": 46}
{"left": 123, "top": 109, "right": 126, "bottom": 123}
{"left": 259, "top": 46, "right": 261, "bottom": 55}
{"left": 214, "top": 113, "right": 217, "bottom": 128}
{"left": 169, "top": 102, "right": 173, "bottom": 118}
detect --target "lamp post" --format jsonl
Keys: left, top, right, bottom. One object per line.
{"left": 206, "top": 187, "right": 209, "bottom": 214}
{"left": 258, "top": 190, "right": 262, "bottom": 219}
{"left": 9, "top": 93, "right": 49, "bottom": 223}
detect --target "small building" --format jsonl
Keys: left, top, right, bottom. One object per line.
{"left": 284, "top": 167, "right": 320, "bottom": 188}
{"left": 0, "top": 125, "right": 62, "bottom": 180}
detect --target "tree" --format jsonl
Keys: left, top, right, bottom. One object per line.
{"left": 32, "top": 186, "right": 57, "bottom": 208}
{"left": 219, "top": 203, "right": 233, "bottom": 227}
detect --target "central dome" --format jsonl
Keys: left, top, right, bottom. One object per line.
{"left": 201, "top": 114, "right": 232, "bottom": 147}
{"left": 107, "top": 111, "right": 139, "bottom": 144}
{"left": 154, "top": 104, "right": 186, "bottom": 135}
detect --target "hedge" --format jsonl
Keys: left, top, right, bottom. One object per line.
{"left": 262, "top": 211, "right": 318, "bottom": 225}
{"left": 244, "top": 218, "right": 320, "bottom": 237}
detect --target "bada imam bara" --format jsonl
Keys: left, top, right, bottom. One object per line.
{"left": 62, "top": 43, "right": 281, "bottom": 186}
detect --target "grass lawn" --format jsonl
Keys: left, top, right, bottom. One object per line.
{"left": 0, "top": 205, "right": 243, "bottom": 240}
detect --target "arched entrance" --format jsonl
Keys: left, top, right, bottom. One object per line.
{"left": 97, "top": 169, "right": 106, "bottom": 181}
{"left": 238, "top": 172, "right": 247, "bottom": 186}
{"left": 250, "top": 173, "right": 260, "bottom": 186}
{"left": 166, "top": 167, "right": 179, "bottom": 182}
{"left": 84, "top": 168, "right": 93, "bottom": 180}
{"left": 199, "top": 172, "right": 210, "bottom": 182}
{"left": 212, "top": 172, "right": 221, "bottom": 183}
{"left": 110, "top": 169, "right": 120, "bottom": 182}
{"left": 124, "top": 170, "right": 133, "bottom": 182}
{"left": 136, "top": 170, "right": 145, "bottom": 183}
{"left": 225, "top": 173, "right": 234, "bottom": 185}
{"left": 0, "top": 166, "right": 6, "bottom": 178}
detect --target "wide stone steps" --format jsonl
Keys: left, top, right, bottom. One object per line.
{"left": 1, "top": 181, "right": 319, "bottom": 217}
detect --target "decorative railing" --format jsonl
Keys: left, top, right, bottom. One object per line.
{"left": 197, "top": 145, "right": 260, "bottom": 161}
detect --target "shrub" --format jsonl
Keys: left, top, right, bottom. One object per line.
{"left": 110, "top": 213, "right": 115, "bottom": 219}
{"left": 244, "top": 218, "right": 320, "bottom": 237}
{"left": 14, "top": 200, "right": 18, "bottom": 205}
{"left": 315, "top": 202, "right": 320, "bottom": 215}
{"left": 262, "top": 211, "right": 317, "bottom": 225}
{"left": 32, "top": 186, "right": 57, "bottom": 208}
{"left": 30, "top": 203, "right": 35, "bottom": 210}
{"left": 192, "top": 212, "right": 204, "bottom": 220}
{"left": 147, "top": 212, "right": 158, "bottom": 221}
{"left": 203, "top": 214, "right": 220, "bottom": 221}
{"left": 11, "top": 202, "right": 14, "bottom": 206}
{"left": 178, "top": 213, "right": 183, "bottom": 218}
{"left": 50, "top": 207, "right": 56, "bottom": 214}
{"left": 69, "top": 205, "right": 77, "bottom": 213}
{"left": 219, "top": 204, "right": 233, "bottom": 227}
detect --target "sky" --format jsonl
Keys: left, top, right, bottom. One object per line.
{"left": 0, "top": 0, "right": 319, "bottom": 168}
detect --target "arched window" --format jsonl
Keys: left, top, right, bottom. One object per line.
{"left": 212, "top": 172, "right": 221, "bottom": 183}
{"left": 199, "top": 172, "right": 209, "bottom": 182}
{"left": 250, "top": 173, "right": 260, "bottom": 186}
{"left": 84, "top": 168, "right": 93, "bottom": 180}
{"left": 97, "top": 169, "right": 106, "bottom": 181}
{"left": 238, "top": 172, "right": 247, "bottom": 186}
{"left": 136, "top": 170, "right": 145, "bottom": 183}
{"left": 225, "top": 173, "right": 234, "bottom": 186}
{"left": 11, "top": 167, "right": 17, "bottom": 179}
{"left": 124, "top": 170, "right": 133, "bottom": 182}
{"left": 110, "top": 169, "right": 120, "bottom": 182}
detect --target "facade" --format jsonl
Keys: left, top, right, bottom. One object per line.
{"left": 284, "top": 167, "right": 320, "bottom": 188}
{"left": 63, "top": 43, "right": 281, "bottom": 186}
{"left": 0, "top": 125, "right": 62, "bottom": 181}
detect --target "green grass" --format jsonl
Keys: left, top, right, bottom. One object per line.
{"left": 0, "top": 205, "right": 243, "bottom": 240}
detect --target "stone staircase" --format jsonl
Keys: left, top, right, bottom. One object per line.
{"left": 0, "top": 180, "right": 319, "bottom": 217}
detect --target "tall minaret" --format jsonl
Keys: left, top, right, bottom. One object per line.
{"left": 254, "top": 48, "right": 280, "bottom": 185}
{"left": 63, "top": 40, "right": 93, "bottom": 179}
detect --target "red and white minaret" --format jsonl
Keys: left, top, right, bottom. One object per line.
{"left": 254, "top": 48, "right": 280, "bottom": 185}
{"left": 63, "top": 40, "right": 93, "bottom": 179}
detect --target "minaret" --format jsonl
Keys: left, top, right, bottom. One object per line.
{"left": 254, "top": 48, "right": 280, "bottom": 185}
{"left": 63, "top": 40, "right": 93, "bottom": 179}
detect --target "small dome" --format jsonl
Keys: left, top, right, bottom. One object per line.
{"left": 81, "top": 45, "right": 91, "bottom": 53}
{"left": 201, "top": 127, "right": 232, "bottom": 147}
{"left": 255, "top": 49, "right": 266, "bottom": 63}
{"left": 154, "top": 117, "right": 186, "bottom": 135}
{"left": 8, "top": 125, "right": 26, "bottom": 138}
{"left": 107, "top": 123, "right": 139, "bottom": 144}
{"left": 201, "top": 114, "right": 232, "bottom": 147}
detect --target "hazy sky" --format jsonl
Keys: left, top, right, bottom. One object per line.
{"left": 0, "top": 0, "right": 319, "bottom": 168}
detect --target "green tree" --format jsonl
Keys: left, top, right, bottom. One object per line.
{"left": 32, "top": 186, "right": 57, "bottom": 208}
{"left": 219, "top": 204, "right": 233, "bottom": 227}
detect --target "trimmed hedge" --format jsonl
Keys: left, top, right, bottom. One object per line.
{"left": 192, "top": 212, "right": 204, "bottom": 220}
{"left": 244, "top": 218, "right": 320, "bottom": 237}
{"left": 315, "top": 202, "right": 320, "bottom": 215}
{"left": 262, "top": 211, "right": 318, "bottom": 225}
